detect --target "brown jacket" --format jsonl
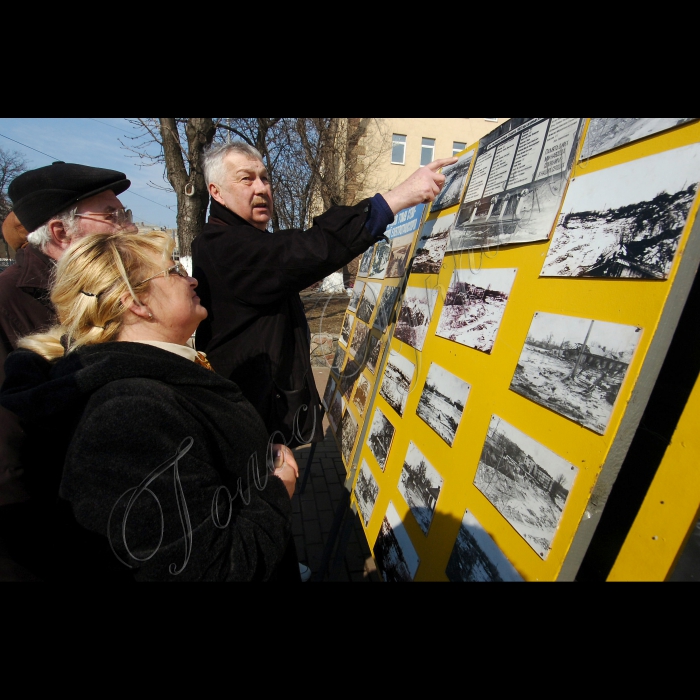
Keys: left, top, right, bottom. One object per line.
{"left": 0, "top": 245, "right": 56, "bottom": 385}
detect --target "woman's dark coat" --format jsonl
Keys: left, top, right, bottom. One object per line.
{"left": 0, "top": 342, "right": 295, "bottom": 582}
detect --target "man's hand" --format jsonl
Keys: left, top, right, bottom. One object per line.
{"left": 382, "top": 157, "right": 459, "bottom": 215}
{"left": 272, "top": 443, "right": 299, "bottom": 499}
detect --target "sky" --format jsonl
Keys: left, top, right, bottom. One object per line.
{"left": 0, "top": 118, "right": 178, "bottom": 229}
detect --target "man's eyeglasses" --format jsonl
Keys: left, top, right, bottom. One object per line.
{"left": 136, "top": 262, "right": 189, "bottom": 286}
{"left": 75, "top": 208, "right": 134, "bottom": 227}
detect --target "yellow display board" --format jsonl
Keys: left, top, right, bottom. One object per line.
{"left": 324, "top": 118, "right": 700, "bottom": 581}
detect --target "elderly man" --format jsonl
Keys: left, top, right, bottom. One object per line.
{"left": 0, "top": 161, "right": 137, "bottom": 580}
{"left": 193, "top": 141, "right": 455, "bottom": 449}
{"left": 0, "top": 161, "right": 137, "bottom": 384}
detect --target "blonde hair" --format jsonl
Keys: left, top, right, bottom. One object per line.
{"left": 19, "top": 230, "right": 174, "bottom": 360}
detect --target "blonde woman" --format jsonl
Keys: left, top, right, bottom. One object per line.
{"left": 0, "top": 231, "right": 300, "bottom": 581}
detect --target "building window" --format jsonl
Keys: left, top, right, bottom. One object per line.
{"left": 392, "top": 134, "right": 406, "bottom": 164}
{"left": 421, "top": 137, "right": 435, "bottom": 166}
{"left": 453, "top": 141, "right": 466, "bottom": 156}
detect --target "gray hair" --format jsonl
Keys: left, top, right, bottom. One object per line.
{"left": 26, "top": 205, "right": 79, "bottom": 253}
{"left": 202, "top": 141, "right": 265, "bottom": 187}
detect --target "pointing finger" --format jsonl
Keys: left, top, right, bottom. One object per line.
{"left": 425, "top": 157, "right": 459, "bottom": 172}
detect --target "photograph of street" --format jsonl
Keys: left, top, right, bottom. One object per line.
{"left": 412, "top": 213, "right": 455, "bottom": 275}
{"left": 357, "top": 281, "right": 381, "bottom": 324}
{"left": 451, "top": 118, "right": 583, "bottom": 250}
{"left": 430, "top": 150, "right": 474, "bottom": 212}
{"left": 445, "top": 508, "right": 523, "bottom": 582}
{"left": 366, "top": 407, "right": 396, "bottom": 471}
{"left": 435, "top": 268, "right": 517, "bottom": 354}
{"left": 416, "top": 363, "right": 471, "bottom": 446}
{"left": 398, "top": 442, "right": 444, "bottom": 536}
{"left": 373, "top": 285, "right": 400, "bottom": 333}
{"left": 354, "top": 459, "right": 379, "bottom": 527}
{"left": 373, "top": 501, "right": 420, "bottom": 582}
{"left": 541, "top": 144, "right": 700, "bottom": 280}
{"left": 580, "top": 118, "right": 697, "bottom": 160}
{"left": 473, "top": 415, "right": 578, "bottom": 559}
{"left": 379, "top": 350, "right": 416, "bottom": 417}
{"left": 510, "top": 312, "right": 642, "bottom": 434}
{"left": 394, "top": 285, "right": 439, "bottom": 351}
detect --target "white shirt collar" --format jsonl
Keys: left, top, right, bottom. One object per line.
{"left": 133, "top": 339, "right": 201, "bottom": 363}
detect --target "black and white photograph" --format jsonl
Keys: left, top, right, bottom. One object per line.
{"left": 340, "top": 357, "right": 362, "bottom": 402}
{"left": 379, "top": 349, "right": 416, "bottom": 417}
{"left": 373, "top": 501, "right": 420, "bottom": 582}
{"left": 322, "top": 376, "right": 336, "bottom": 411}
{"left": 373, "top": 285, "right": 400, "bottom": 334}
{"left": 430, "top": 150, "right": 475, "bottom": 213}
{"left": 580, "top": 118, "right": 698, "bottom": 160}
{"left": 474, "top": 415, "right": 578, "bottom": 559}
{"left": 348, "top": 280, "right": 364, "bottom": 312}
{"left": 394, "top": 286, "right": 439, "bottom": 352}
{"left": 416, "top": 363, "right": 471, "bottom": 447}
{"left": 328, "top": 391, "right": 344, "bottom": 433}
{"left": 369, "top": 239, "right": 392, "bottom": 279}
{"left": 386, "top": 233, "right": 414, "bottom": 279}
{"left": 340, "top": 408, "right": 359, "bottom": 467}
{"left": 510, "top": 312, "right": 642, "bottom": 434}
{"left": 541, "top": 143, "right": 700, "bottom": 280}
{"left": 349, "top": 319, "right": 370, "bottom": 360}
{"left": 398, "top": 442, "right": 444, "bottom": 536}
{"left": 412, "top": 213, "right": 456, "bottom": 275}
{"left": 452, "top": 118, "right": 584, "bottom": 250}
{"left": 356, "top": 281, "right": 381, "bottom": 324}
{"left": 435, "top": 268, "right": 517, "bottom": 354}
{"left": 445, "top": 508, "right": 523, "bottom": 582}
{"left": 354, "top": 459, "right": 379, "bottom": 528}
{"left": 366, "top": 407, "right": 396, "bottom": 471}
{"left": 358, "top": 246, "right": 374, "bottom": 278}
{"left": 330, "top": 345, "right": 345, "bottom": 377}
{"left": 352, "top": 374, "right": 372, "bottom": 416}
{"left": 339, "top": 312, "right": 354, "bottom": 347}
{"left": 366, "top": 335, "right": 382, "bottom": 375}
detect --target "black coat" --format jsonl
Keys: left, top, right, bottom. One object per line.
{"left": 192, "top": 198, "right": 377, "bottom": 447}
{"left": 0, "top": 342, "right": 295, "bottom": 582}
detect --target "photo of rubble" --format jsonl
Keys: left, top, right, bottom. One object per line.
{"left": 373, "top": 285, "right": 400, "bottom": 334}
{"left": 474, "top": 415, "right": 578, "bottom": 559}
{"left": 358, "top": 247, "right": 374, "bottom": 277}
{"left": 366, "top": 335, "right": 382, "bottom": 375}
{"left": 398, "top": 442, "right": 444, "bottom": 536}
{"left": 394, "top": 285, "right": 439, "bottom": 352}
{"left": 348, "top": 280, "right": 365, "bottom": 312}
{"left": 580, "top": 118, "right": 697, "bottom": 160}
{"left": 352, "top": 374, "right": 372, "bottom": 416}
{"left": 339, "top": 312, "right": 353, "bottom": 347}
{"left": 349, "top": 319, "right": 370, "bottom": 360}
{"left": 373, "top": 501, "right": 420, "bottom": 582}
{"left": 445, "top": 509, "right": 523, "bottom": 582}
{"left": 357, "top": 281, "right": 381, "bottom": 324}
{"left": 385, "top": 233, "right": 414, "bottom": 278}
{"left": 340, "top": 408, "right": 359, "bottom": 467}
{"left": 354, "top": 459, "right": 379, "bottom": 528}
{"left": 435, "top": 268, "right": 517, "bottom": 354}
{"left": 379, "top": 350, "right": 416, "bottom": 417}
{"left": 412, "top": 213, "right": 456, "bottom": 276}
{"left": 541, "top": 144, "right": 700, "bottom": 280}
{"left": 430, "top": 150, "right": 474, "bottom": 213}
{"left": 369, "top": 239, "right": 392, "bottom": 279}
{"left": 366, "top": 407, "right": 396, "bottom": 471}
{"left": 510, "top": 312, "right": 642, "bottom": 434}
{"left": 416, "top": 363, "right": 471, "bottom": 446}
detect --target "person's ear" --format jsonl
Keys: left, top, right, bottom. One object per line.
{"left": 48, "top": 219, "right": 71, "bottom": 250}
{"left": 209, "top": 182, "right": 225, "bottom": 205}
{"left": 120, "top": 292, "right": 151, "bottom": 321}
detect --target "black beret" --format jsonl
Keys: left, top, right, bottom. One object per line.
{"left": 8, "top": 161, "right": 131, "bottom": 233}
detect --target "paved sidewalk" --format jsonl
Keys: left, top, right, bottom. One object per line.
{"left": 291, "top": 366, "right": 380, "bottom": 582}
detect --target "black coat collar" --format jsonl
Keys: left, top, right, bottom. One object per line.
{"left": 208, "top": 199, "right": 260, "bottom": 230}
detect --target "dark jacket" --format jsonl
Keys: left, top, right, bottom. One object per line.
{"left": 192, "top": 198, "right": 377, "bottom": 447}
{"left": 0, "top": 245, "right": 56, "bottom": 385}
{"left": 0, "top": 342, "right": 295, "bottom": 582}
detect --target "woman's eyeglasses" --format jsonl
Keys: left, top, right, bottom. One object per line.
{"left": 136, "top": 262, "right": 189, "bottom": 286}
